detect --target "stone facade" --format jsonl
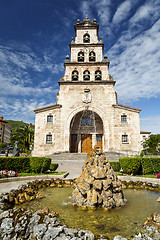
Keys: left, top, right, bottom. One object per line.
{"left": 33, "top": 18, "right": 141, "bottom": 157}
{"left": 0, "top": 116, "right": 11, "bottom": 144}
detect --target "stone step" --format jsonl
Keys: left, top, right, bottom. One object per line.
{"left": 49, "top": 153, "right": 87, "bottom": 161}
{"left": 48, "top": 152, "right": 127, "bottom": 162}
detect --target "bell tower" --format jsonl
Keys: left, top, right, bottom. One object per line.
{"left": 57, "top": 17, "right": 118, "bottom": 153}
{"left": 58, "top": 17, "right": 115, "bottom": 85}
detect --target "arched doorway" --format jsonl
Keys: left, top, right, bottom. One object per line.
{"left": 70, "top": 110, "right": 103, "bottom": 153}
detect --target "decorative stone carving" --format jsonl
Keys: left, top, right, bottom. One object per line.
{"left": 82, "top": 88, "right": 92, "bottom": 104}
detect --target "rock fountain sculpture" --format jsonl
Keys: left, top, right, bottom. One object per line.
{"left": 72, "top": 147, "right": 126, "bottom": 209}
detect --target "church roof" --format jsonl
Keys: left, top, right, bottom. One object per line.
{"left": 113, "top": 104, "right": 142, "bottom": 113}
{"left": 34, "top": 104, "right": 62, "bottom": 113}
{"left": 140, "top": 131, "right": 151, "bottom": 134}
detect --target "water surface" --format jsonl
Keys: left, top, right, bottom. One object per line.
{"left": 21, "top": 188, "right": 160, "bottom": 239}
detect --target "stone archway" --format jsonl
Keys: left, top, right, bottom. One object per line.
{"left": 70, "top": 110, "right": 103, "bottom": 153}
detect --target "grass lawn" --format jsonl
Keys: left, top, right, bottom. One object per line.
{"left": 116, "top": 172, "right": 157, "bottom": 178}
{"left": 18, "top": 171, "right": 67, "bottom": 177}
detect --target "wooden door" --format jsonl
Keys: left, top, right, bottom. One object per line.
{"left": 96, "top": 134, "right": 103, "bottom": 151}
{"left": 70, "top": 134, "right": 77, "bottom": 153}
{"left": 81, "top": 134, "right": 92, "bottom": 153}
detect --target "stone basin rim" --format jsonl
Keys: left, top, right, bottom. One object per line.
{"left": 0, "top": 178, "right": 159, "bottom": 240}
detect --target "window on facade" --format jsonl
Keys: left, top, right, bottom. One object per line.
{"left": 72, "top": 70, "right": 79, "bottom": 81}
{"left": 78, "top": 51, "right": 84, "bottom": 62}
{"left": 83, "top": 33, "right": 90, "bottom": 43}
{"left": 143, "top": 135, "right": 146, "bottom": 140}
{"left": 95, "top": 70, "right": 102, "bottom": 80}
{"left": 121, "top": 114, "right": 127, "bottom": 123}
{"left": 47, "top": 115, "right": 53, "bottom": 123}
{"left": 46, "top": 134, "right": 52, "bottom": 144}
{"left": 122, "top": 134, "right": 128, "bottom": 143}
{"left": 81, "top": 117, "right": 92, "bottom": 126}
{"left": 89, "top": 51, "right": 96, "bottom": 61}
{"left": 83, "top": 70, "right": 90, "bottom": 81}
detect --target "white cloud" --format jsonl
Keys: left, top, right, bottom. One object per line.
{"left": 95, "top": 0, "right": 112, "bottom": 25}
{"left": 0, "top": 42, "right": 63, "bottom": 98}
{"left": 79, "top": 1, "right": 92, "bottom": 19}
{"left": 0, "top": 97, "right": 55, "bottom": 124}
{"left": 112, "top": 0, "right": 132, "bottom": 25}
{"left": 79, "top": 0, "right": 112, "bottom": 24}
{"left": 108, "top": 18, "right": 160, "bottom": 102}
{"left": 130, "top": 0, "right": 160, "bottom": 27}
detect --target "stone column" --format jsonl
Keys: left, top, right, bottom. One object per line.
{"left": 77, "top": 134, "right": 81, "bottom": 153}
{"left": 92, "top": 133, "right": 97, "bottom": 149}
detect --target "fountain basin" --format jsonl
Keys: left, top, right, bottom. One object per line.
{"left": 18, "top": 186, "right": 160, "bottom": 239}
{"left": 0, "top": 178, "right": 159, "bottom": 239}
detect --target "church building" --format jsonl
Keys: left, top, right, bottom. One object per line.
{"left": 33, "top": 18, "right": 141, "bottom": 157}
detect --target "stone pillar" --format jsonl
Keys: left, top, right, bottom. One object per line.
{"left": 92, "top": 133, "right": 97, "bottom": 149}
{"left": 77, "top": 134, "right": 81, "bottom": 153}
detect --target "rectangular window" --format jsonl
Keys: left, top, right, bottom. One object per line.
{"left": 122, "top": 134, "right": 128, "bottom": 143}
{"left": 47, "top": 115, "right": 53, "bottom": 123}
{"left": 121, "top": 115, "right": 127, "bottom": 122}
{"left": 46, "top": 134, "right": 52, "bottom": 144}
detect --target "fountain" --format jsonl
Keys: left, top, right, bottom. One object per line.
{"left": 72, "top": 146, "right": 127, "bottom": 209}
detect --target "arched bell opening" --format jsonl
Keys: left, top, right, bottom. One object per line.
{"left": 69, "top": 110, "right": 103, "bottom": 153}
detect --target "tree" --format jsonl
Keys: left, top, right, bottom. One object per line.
{"left": 10, "top": 124, "right": 34, "bottom": 152}
{"left": 143, "top": 134, "right": 160, "bottom": 153}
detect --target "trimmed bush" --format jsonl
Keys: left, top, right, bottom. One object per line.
{"left": 141, "top": 157, "right": 160, "bottom": 174}
{"left": 49, "top": 163, "right": 58, "bottom": 172}
{"left": 109, "top": 161, "right": 121, "bottom": 172}
{"left": 0, "top": 157, "right": 51, "bottom": 173}
{"left": 119, "top": 157, "right": 141, "bottom": 175}
{"left": 0, "top": 157, "right": 30, "bottom": 172}
{"left": 30, "top": 157, "right": 51, "bottom": 173}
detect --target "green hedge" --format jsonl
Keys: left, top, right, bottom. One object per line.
{"left": 30, "top": 157, "right": 51, "bottom": 173}
{"left": 0, "top": 157, "right": 51, "bottom": 173}
{"left": 49, "top": 163, "right": 58, "bottom": 171}
{"left": 119, "top": 157, "right": 160, "bottom": 175}
{"left": 119, "top": 157, "right": 141, "bottom": 175}
{"left": 141, "top": 157, "right": 160, "bottom": 174}
{"left": 109, "top": 161, "right": 121, "bottom": 172}
{"left": 0, "top": 157, "right": 30, "bottom": 172}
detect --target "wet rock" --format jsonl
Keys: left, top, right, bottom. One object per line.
{"left": 144, "top": 225, "right": 160, "bottom": 240}
{"left": 43, "top": 226, "right": 64, "bottom": 239}
{"left": 64, "top": 228, "right": 78, "bottom": 238}
{"left": 33, "top": 223, "right": 47, "bottom": 239}
{"left": 72, "top": 147, "right": 126, "bottom": 209}
{"left": 25, "top": 213, "right": 41, "bottom": 238}
{"left": 1, "top": 218, "right": 14, "bottom": 235}
{"left": 152, "top": 212, "right": 160, "bottom": 223}
{"left": 78, "top": 229, "right": 94, "bottom": 239}
{"left": 43, "top": 215, "right": 57, "bottom": 226}
{"left": 144, "top": 212, "right": 160, "bottom": 231}
{"left": 113, "top": 236, "right": 127, "bottom": 240}
{"left": 0, "top": 210, "right": 10, "bottom": 220}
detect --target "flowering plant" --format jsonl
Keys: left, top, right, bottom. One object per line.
{"left": 0, "top": 169, "right": 18, "bottom": 178}
{"left": 156, "top": 173, "right": 160, "bottom": 179}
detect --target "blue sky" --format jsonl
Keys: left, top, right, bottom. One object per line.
{"left": 0, "top": 0, "right": 160, "bottom": 134}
